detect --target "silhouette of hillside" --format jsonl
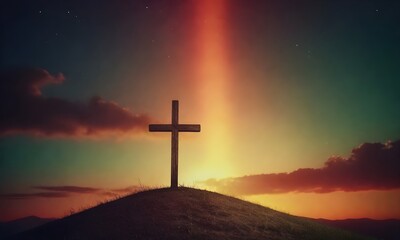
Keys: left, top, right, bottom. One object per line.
{"left": 0, "top": 216, "right": 54, "bottom": 239}
{"left": 10, "top": 187, "right": 373, "bottom": 240}
{"left": 315, "top": 218, "right": 400, "bottom": 240}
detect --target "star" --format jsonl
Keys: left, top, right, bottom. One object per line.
{"left": 307, "top": 50, "right": 312, "bottom": 59}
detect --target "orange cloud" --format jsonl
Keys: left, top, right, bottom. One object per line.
{"left": 0, "top": 192, "right": 69, "bottom": 199}
{"left": 32, "top": 186, "right": 101, "bottom": 194}
{"left": 203, "top": 140, "right": 400, "bottom": 195}
{"left": 99, "top": 186, "right": 143, "bottom": 197}
{"left": 0, "top": 68, "right": 150, "bottom": 137}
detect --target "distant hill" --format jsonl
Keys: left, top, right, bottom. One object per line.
{"left": 10, "top": 187, "right": 373, "bottom": 240}
{"left": 315, "top": 218, "right": 400, "bottom": 240}
{"left": 0, "top": 216, "right": 54, "bottom": 239}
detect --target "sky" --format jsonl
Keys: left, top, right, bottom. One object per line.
{"left": 1, "top": 0, "right": 400, "bottom": 221}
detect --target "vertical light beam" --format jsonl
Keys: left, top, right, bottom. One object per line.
{"left": 196, "top": 0, "right": 234, "bottom": 179}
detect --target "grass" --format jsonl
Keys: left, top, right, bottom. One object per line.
{"left": 11, "top": 187, "right": 374, "bottom": 240}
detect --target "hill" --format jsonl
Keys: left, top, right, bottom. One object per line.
{"left": 0, "top": 216, "right": 54, "bottom": 239}
{"left": 10, "top": 187, "right": 373, "bottom": 240}
{"left": 315, "top": 218, "right": 400, "bottom": 240}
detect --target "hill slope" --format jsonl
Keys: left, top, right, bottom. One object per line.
{"left": 315, "top": 218, "right": 400, "bottom": 240}
{"left": 0, "top": 216, "right": 54, "bottom": 239}
{"left": 11, "top": 187, "right": 373, "bottom": 240}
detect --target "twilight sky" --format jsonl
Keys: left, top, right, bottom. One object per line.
{"left": 1, "top": 0, "right": 400, "bottom": 221}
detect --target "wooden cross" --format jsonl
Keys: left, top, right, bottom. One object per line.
{"left": 149, "top": 100, "right": 201, "bottom": 188}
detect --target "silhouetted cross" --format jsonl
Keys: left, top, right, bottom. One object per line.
{"left": 149, "top": 100, "right": 201, "bottom": 188}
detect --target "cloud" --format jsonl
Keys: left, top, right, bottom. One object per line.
{"left": 0, "top": 192, "right": 69, "bottom": 200}
{"left": 0, "top": 68, "right": 150, "bottom": 137}
{"left": 0, "top": 185, "right": 144, "bottom": 200}
{"left": 99, "top": 185, "right": 142, "bottom": 197}
{"left": 32, "top": 186, "right": 101, "bottom": 194}
{"left": 202, "top": 140, "right": 400, "bottom": 195}
{"left": 109, "top": 186, "right": 142, "bottom": 194}
{"left": 32, "top": 185, "right": 141, "bottom": 197}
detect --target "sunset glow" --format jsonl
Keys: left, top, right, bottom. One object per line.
{"left": 1, "top": 1, "right": 399, "bottom": 223}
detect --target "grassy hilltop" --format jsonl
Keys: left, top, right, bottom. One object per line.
{"left": 12, "top": 187, "right": 373, "bottom": 240}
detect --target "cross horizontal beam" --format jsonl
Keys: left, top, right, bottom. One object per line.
{"left": 149, "top": 124, "right": 172, "bottom": 132}
{"left": 178, "top": 124, "right": 201, "bottom": 132}
{"left": 149, "top": 124, "right": 201, "bottom": 132}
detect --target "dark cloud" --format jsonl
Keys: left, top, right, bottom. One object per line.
{"left": 0, "top": 68, "right": 150, "bottom": 137}
{"left": 203, "top": 140, "right": 400, "bottom": 195}
{"left": 0, "top": 192, "right": 69, "bottom": 200}
{"left": 32, "top": 186, "right": 101, "bottom": 194}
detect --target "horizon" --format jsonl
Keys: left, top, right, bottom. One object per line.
{"left": 1, "top": 0, "right": 400, "bottom": 221}
{"left": 0, "top": 186, "right": 400, "bottom": 223}
{"left": 2, "top": 186, "right": 400, "bottom": 222}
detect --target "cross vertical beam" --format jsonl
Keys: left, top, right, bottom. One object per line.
{"left": 149, "top": 100, "right": 201, "bottom": 189}
{"left": 171, "top": 100, "right": 179, "bottom": 188}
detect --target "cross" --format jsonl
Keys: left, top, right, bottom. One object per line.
{"left": 149, "top": 100, "right": 201, "bottom": 188}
